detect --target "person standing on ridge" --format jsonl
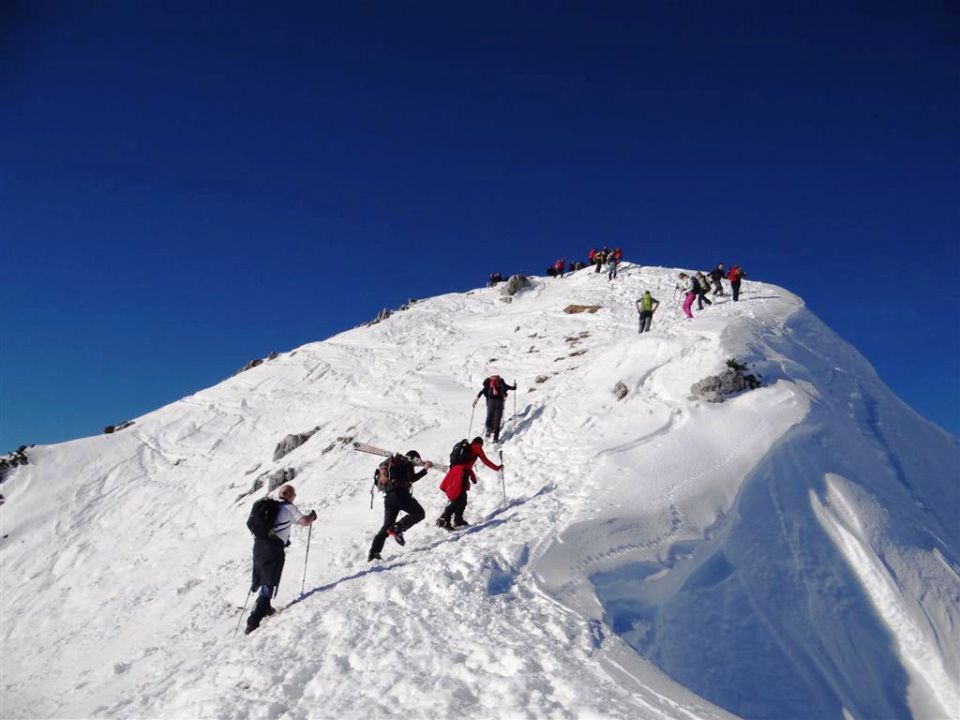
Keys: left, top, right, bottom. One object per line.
{"left": 437, "top": 437, "right": 502, "bottom": 530}
{"left": 709, "top": 263, "right": 726, "bottom": 296}
{"left": 246, "top": 484, "right": 317, "bottom": 634}
{"left": 473, "top": 374, "right": 517, "bottom": 443}
{"left": 368, "top": 450, "right": 433, "bottom": 562}
{"left": 728, "top": 264, "right": 745, "bottom": 301}
{"left": 553, "top": 258, "right": 565, "bottom": 278}
{"left": 594, "top": 248, "right": 607, "bottom": 273}
{"left": 636, "top": 290, "right": 660, "bottom": 333}
{"left": 606, "top": 253, "right": 618, "bottom": 280}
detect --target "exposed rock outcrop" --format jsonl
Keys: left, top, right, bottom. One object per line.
{"left": 500, "top": 274, "right": 531, "bottom": 298}
{"left": 104, "top": 420, "right": 135, "bottom": 434}
{"left": 613, "top": 381, "right": 628, "bottom": 400}
{"left": 273, "top": 427, "right": 320, "bottom": 461}
{"left": 234, "top": 351, "right": 280, "bottom": 377}
{"left": 0, "top": 446, "right": 30, "bottom": 483}
{"left": 236, "top": 467, "right": 297, "bottom": 502}
{"left": 690, "top": 359, "right": 762, "bottom": 403}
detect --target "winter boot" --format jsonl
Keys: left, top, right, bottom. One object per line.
{"left": 453, "top": 518, "right": 471, "bottom": 528}
{"left": 368, "top": 550, "right": 381, "bottom": 562}
{"left": 245, "top": 594, "right": 271, "bottom": 634}
{"left": 436, "top": 517, "right": 454, "bottom": 531}
{"left": 387, "top": 524, "right": 406, "bottom": 546}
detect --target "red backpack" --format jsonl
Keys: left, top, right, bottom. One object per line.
{"left": 486, "top": 375, "right": 502, "bottom": 397}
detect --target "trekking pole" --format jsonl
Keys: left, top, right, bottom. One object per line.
{"left": 234, "top": 590, "right": 252, "bottom": 636}
{"left": 468, "top": 402, "right": 476, "bottom": 437}
{"left": 513, "top": 383, "right": 517, "bottom": 426}
{"left": 498, "top": 450, "right": 506, "bottom": 509}
{"left": 300, "top": 523, "right": 312, "bottom": 598}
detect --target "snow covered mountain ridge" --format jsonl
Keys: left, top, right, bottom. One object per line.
{"left": 2, "top": 263, "right": 958, "bottom": 720}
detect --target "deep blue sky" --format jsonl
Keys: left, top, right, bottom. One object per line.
{"left": 1, "top": 1, "right": 957, "bottom": 449}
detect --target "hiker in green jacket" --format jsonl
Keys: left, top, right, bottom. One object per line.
{"left": 636, "top": 291, "right": 660, "bottom": 333}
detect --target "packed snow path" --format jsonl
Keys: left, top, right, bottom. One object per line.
{"left": 2, "top": 264, "right": 957, "bottom": 719}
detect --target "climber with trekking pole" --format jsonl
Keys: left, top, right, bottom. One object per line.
{"left": 241, "top": 484, "right": 317, "bottom": 635}
{"left": 473, "top": 373, "right": 517, "bottom": 444}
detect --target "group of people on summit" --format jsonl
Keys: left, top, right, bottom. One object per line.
{"left": 548, "top": 247, "right": 624, "bottom": 281}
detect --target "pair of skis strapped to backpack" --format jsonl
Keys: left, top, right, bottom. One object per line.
{"left": 353, "top": 442, "right": 449, "bottom": 473}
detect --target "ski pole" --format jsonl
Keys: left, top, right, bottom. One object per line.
{"left": 300, "top": 523, "right": 312, "bottom": 598}
{"left": 498, "top": 450, "right": 506, "bottom": 509}
{"left": 234, "top": 590, "right": 252, "bottom": 636}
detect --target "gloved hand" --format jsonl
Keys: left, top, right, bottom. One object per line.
{"left": 308, "top": 510, "right": 318, "bottom": 520}
{"left": 423, "top": 460, "right": 433, "bottom": 470}
{"left": 472, "top": 398, "right": 478, "bottom": 407}
{"left": 497, "top": 464, "right": 504, "bottom": 472}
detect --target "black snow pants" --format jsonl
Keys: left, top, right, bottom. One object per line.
{"left": 370, "top": 489, "right": 425, "bottom": 555}
{"left": 485, "top": 397, "right": 506, "bottom": 439}
{"left": 440, "top": 484, "right": 469, "bottom": 525}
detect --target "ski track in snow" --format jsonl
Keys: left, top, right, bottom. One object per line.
{"left": 1, "top": 264, "right": 957, "bottom": 720}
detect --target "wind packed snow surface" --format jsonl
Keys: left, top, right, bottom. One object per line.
{"left": 2, "top": 264, "right": 958, "bottom": 720}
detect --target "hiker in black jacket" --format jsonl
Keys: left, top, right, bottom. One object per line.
{"left": 473, "top": 375, "right": 517, "bottom": 443}
{"left": 709, "top": 264, "right": 726, "bottom": 296}
{"left": 368, "top": 451, "right": 432, "bottom": 562}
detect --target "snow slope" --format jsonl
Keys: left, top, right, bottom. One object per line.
{"left": 2, "top": 264, "right": 957, "bottom": 720}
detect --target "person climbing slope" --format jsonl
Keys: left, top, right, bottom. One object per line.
{"left": 678, "top": 272, "right": 696, "bottom": 319}
{"left": 695, "top": 272, "right": 713, "bottom": 310}
{"left": 473, "top": 374, "right": 517, "bottom": 443}
{"left": 368, "top": 450, "right": 433, "bottom": 562}
{"left": 709, "top": 263, "right": 726, "bottom": 296}
{"left": 636, "top": 290, "right": 660, "bottom": 333}
{"left": 437, "top": 437, "right": 502, "bottom": 530}
{"left": 245, "top": 484, "right": 317, "bottom": 634}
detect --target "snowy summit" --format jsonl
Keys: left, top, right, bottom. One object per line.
{"left": 1, "top": 263, "right": 957, "bottom": 720}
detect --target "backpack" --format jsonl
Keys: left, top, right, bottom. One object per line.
{"left": 691, "top": 276, "right": 701, "bottom": 293}
{"left": 247, "top": 497, "right": 282, "bottom": 539}
{"left": 449, "top": 439, "right": 473, "bottom": 466}
{"left": 374, "top": 455, "right": 410, "bottom": 492}
{"left": 486, "top": 375, "right": 502, "bottom": 397}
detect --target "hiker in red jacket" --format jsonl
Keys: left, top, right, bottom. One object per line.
{"left": 553, "top": 258, "right": 565, "bottom": 278}
{"left": 473, "top": 374, "right": 517, "bottom": 443}
{"left": 437, "top": 437, "right": 502, "bottom": 530}
{"left": 728, "top": 265, "right": 745, "bottom": 301}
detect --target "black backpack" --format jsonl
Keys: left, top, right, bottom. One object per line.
{"left": 247, "top": 497, "right": 282, "bottom": 539}
{"left": 449, "top": 439, "right": 472, "bottom": 466}
{"left": 373, "top": 455, "right": 410, "bottom": 492}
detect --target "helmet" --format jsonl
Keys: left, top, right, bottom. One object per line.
{"left": 405, "top": 450, "right": 421, "bottom": 460}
